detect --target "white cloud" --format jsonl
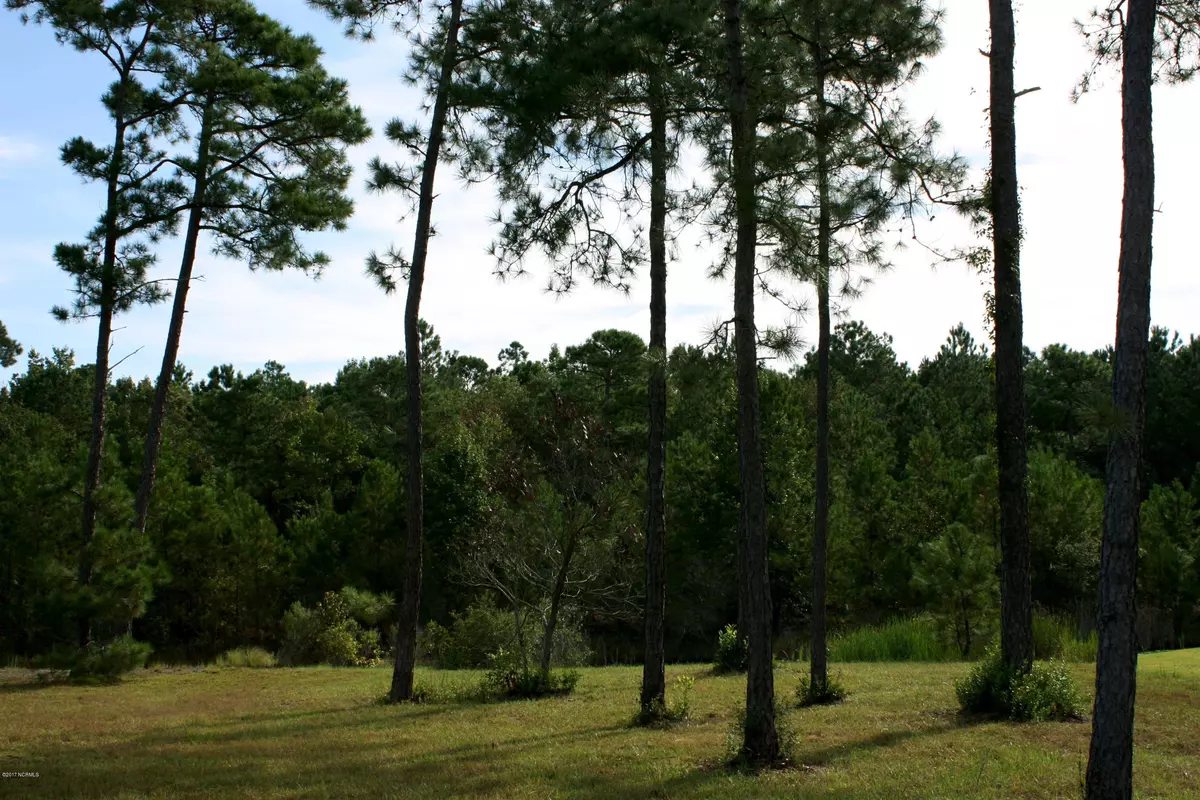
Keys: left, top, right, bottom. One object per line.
{"left": 0, "top": 135, "right": 40, "bottom": 165}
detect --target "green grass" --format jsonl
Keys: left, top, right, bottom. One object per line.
{"left": 1, "top": 652, "right": 1198, "bottom": 798}
{"left": 828, "top": 616, "right": 957, "bottom": 662}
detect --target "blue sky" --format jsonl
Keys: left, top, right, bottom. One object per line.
{"left": 2, "top": 1, "right": 1199, "bottom": 387}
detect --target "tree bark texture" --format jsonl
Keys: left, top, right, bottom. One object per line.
{"left": 988, "top": 0, "right": 1033, "bottom": 676}
{"left": 640, "top": 69, "right": 669, "bottom": 717}
{"left": 724, "top": 0, "right": 779, "bottom": 765}
{"left": 810, "top": 28, "right": 831, "bottom": 696}
{"left": 1086, "top": 0, "right": 1155, "bottom": 796}
{"left": 390, "top": 0, "right": 464, "bottom": 703}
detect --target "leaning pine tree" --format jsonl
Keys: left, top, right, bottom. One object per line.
{"left": 309, "top": 0, "right": 464, "bottom": 702}
{"left": 133, "top": 0, "right": 370, "bottom": 538}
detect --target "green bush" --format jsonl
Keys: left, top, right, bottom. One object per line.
{"left": 796, "top": 672, "right": 847, "bottom": 707}
{"left": 956, "top": 646, "right": 1013, "bottom": 715}
{"left": 1009, "top": 661, "right": 1085, "bottom": 721}
{"left": 423, "top": 601, "right": 516, "bottom": 669}
{"left": 828, "top": 616, "right": 957, "bottom": 662}
{"left": 713, "top": 624, "right": 748, "bottom": 673}
{"left": 33, "top": 636, "right": 151, "bottom": 682}
{"left": 480, "top": 647, "right": 579, "bottom": 699}
{"left": 216, "top": 647, "right": 277, "bottom": 668}
{"left": 956, "top": 645, "right": 1084, "bottom": 721}
{"left": 278, "top": 591, "right": 385, "bottom": 667}
{"left": 421, "top": 598, "right": 591, "bottom": 670}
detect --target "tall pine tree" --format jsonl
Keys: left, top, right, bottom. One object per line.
{"left": 10, "top": 0, "right": 187, "bottom": 646}
{"left": 133, "top": 0, "right": 370, "bottom": 537}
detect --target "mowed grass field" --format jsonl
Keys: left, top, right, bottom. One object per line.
{"left": 1, "top": 652, "right": 1198, "bottom": 799}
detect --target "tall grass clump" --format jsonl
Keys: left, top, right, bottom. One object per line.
{"left": 216, "top": 647, "right": 276, "bottom": 668}
{"left": 829, "top": 616, "right": 957, "bottom": 662}
{"left": 1032, "top": 613, "right": 1097, "bottom": 662}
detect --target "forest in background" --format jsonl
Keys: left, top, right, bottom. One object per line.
{"left": 4, "top": 319, "right": 1198, "bottom": 663}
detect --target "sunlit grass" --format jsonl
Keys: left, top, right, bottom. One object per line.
{"left": 1, "top": 652, "right": 1197, "bottom": 798}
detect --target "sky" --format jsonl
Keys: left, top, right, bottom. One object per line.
{"left": 1, "top": 2, "right": 1197, "bottom": 387}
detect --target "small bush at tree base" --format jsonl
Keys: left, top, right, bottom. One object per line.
{"left": 724, "top": 701, "right": 797, "bottom": 769}
{"left": 713, "top": 624, "right": 748, "bottom": 674}
{"left": 796, "top": 673, "right": 847, "bottom": 707}
{"left": 216, "top": 647, "right": 276, "bottom": 668}
{"left": 956, "top": 646, "right": 1085, "bottom": 721}
{"left": 634, "top": 674, "right": 696, "bottom": 726}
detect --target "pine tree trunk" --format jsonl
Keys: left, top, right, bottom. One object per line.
{"left": 810, "top": 29, "right": 831, "bottom": 697}
{"left": 389, "top": 0, "right": 463, "bottom": 704}
{"left": 540, "top": 534, "right": 576, "bottom": 680}
{"left": 79, "top": 299, "right": 113, "bottom": 649}
{"left": 640, "top": 69, "right": 669, "bottom": 717}
{"left": 988, "top": 0, "right": 1033, "bottom": 677}
{"left": 1086, "top": 0, "right": 1155, "bottom": 796}
{"left": 724, "top": 0, "right": 779, "bottom": 766}
{"left": 78, "top": 86, "right": 130, "bottom": 648}
{"left": 134, "top": 98, "right": 216, "bottom": 537}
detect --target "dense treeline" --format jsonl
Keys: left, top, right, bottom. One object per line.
{"left": 4, "top": 321, "right": 1197, "bottom": 662}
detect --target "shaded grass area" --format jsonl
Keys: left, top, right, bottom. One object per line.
{"left": 1, "top": 653, "right": 1197, "bottom": 798}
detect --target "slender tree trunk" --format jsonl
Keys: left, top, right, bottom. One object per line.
{"left": 79, "top": 298, "right": 113, "bottom": 649}
{"left": 810, "top": 30, "right": 832, "bottom": 697}
{"left": 1086, "top": 1, "right": 1155, "bottom": 796}
{"left": 724, "top": 0, "right": 779, "bottom": 766}
{"left": 390, "top": 0, "right": 463, "bottom": 703}
{"left": 78, "top": 90, "right": 130, "bottom": 648}
{"left": 134, "top": 98, "right": 216, "bottom": 537}
{"left": 640, "top": 69, "right": 669, "bottom": 717}
{"left": 540, "top": 534, "right": 577, "bottom": 680}
{"left": 988, "top": 0, "right": 1034, "bottom": 679}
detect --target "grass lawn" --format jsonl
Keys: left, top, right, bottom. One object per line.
{"left": 1, "top": 652, "right": 1197, "bottom": 798}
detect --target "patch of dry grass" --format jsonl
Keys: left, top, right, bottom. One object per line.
{"left": 1, "top": 653, "right": 1197, "bottom": 798}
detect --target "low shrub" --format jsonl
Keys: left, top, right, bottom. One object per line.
{"left": 634, "top": 674, "right": 696, "bottom": 726}
{"left": 421, "top": 598, "right": 591, "bottom": 671}
{"left": 216, "top": 647, "right": 276, "bottom": 668}
{"left": 713, "top": 624, "right": 748, "bottom": 673}
{"left": 278, "top": 591, "right": 385, "bottom": 667}
{"left": 796, "top": 672, "right": 847, "bottom": 707}
{"left": 956, "top": 645, "right": 1084, "bottom": 721}
{"left": 724, "top": 701, "right": 797, "bottom": 769}
{"left": 829, "top": 616, "right": 957, "bottom": 663}
{"left": 33, "top": 635, "right": 151, "bottom": 682}
{"left": 480, "top": 646, "right": 579, "bottom": 699}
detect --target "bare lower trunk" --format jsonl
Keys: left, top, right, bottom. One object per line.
{"left": 640, "top": 71, "right": 669, "bottom": 717}
{"left": 134, "top": 99, "right": 215, "bottom": 536}
{"left": 78, "top": 300, "right": 113, "bottom": 649}
{"left": 78, "top": 90, "right": 130, "bottom": 648}
{"left": 989, "top": 0, "right": 1033, "bottom": 679}
{"left": 1086, "top": 1, "right": 1155, "bottom": 797}
{"left": 725, "top": 0, "right": 779, "bottom": 766}
{"left": 390, "top": 0, "right": 463, "bottom": 703}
